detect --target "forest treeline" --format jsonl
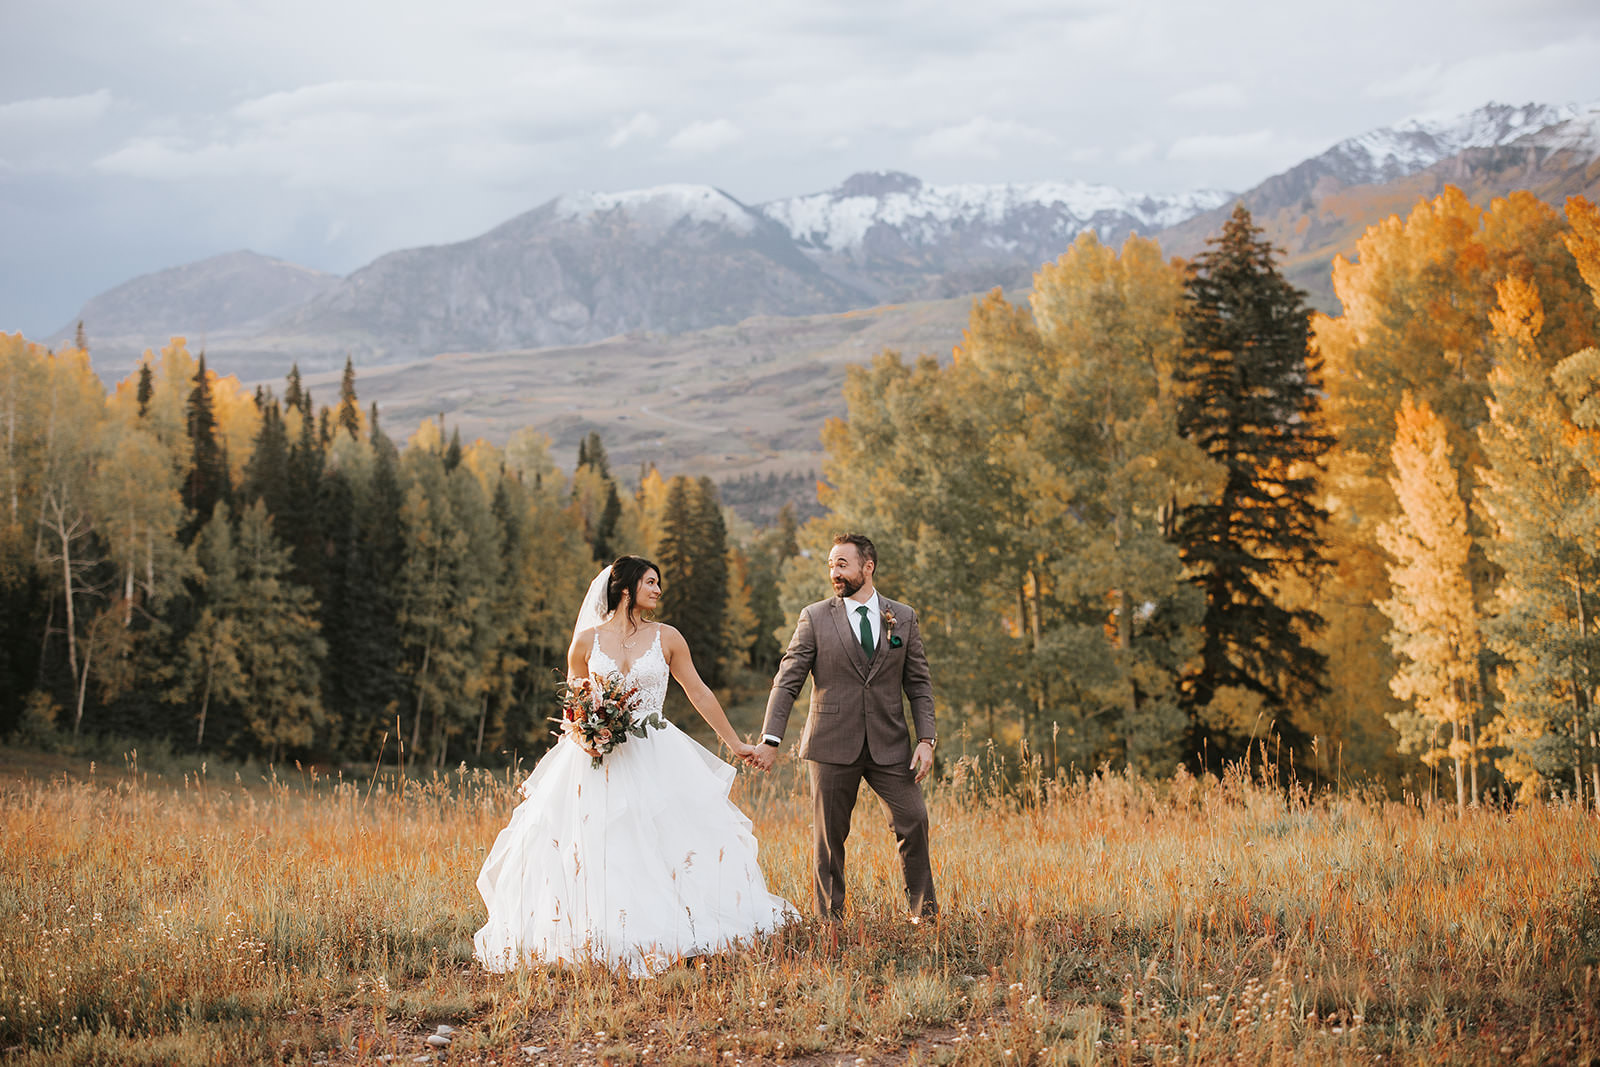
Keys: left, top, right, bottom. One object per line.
{"left": 0, "top": 339, "right": 802, "bottom": 767}
{"left": 804, "top": 191, "right": 1600, "bottom": 807}
{"left": 6, "top": 189, "right": 1600, "bottom": 804}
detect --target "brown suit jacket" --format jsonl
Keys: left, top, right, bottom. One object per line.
{"left": 762, "top": 594, "right": 936, "bottom": 765}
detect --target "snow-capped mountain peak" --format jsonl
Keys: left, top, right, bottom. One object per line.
{"left": 761, "top": 171, "right": 1231, "bottom": 255}
{"left": 1510, "top": 100, "right": 1600, "bottom": 156}
{"left": 1319, "top": 101, "right": 1590, "bottom": 186}
{"left": 553, "top": 184, "right": 760, "bottom": 234}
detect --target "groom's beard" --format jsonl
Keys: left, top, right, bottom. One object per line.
{"left": 832, "top": 576, "right": 862, "bottom": 598}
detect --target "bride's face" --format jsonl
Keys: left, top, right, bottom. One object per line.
{"left": 632, "top": 569, "right": 662, "bottom": 614}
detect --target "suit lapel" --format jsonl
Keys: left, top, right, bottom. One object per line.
{"left": 829, "top": 597, "right": 871, "bottom": 679}
{"left": 865, "top": 596, "right": 896, "bottom": 682}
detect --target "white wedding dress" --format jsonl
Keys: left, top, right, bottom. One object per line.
{"left": 473, "top": 629, "right": 796, "bottom": 976}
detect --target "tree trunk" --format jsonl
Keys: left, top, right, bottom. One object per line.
{"left": 410, "top": 640, "right": 431, "bottom": 755}
{"left": 55, "top": 500, "right": 79, "bottom": 681}
{"left": 123, "top": 561, "right": 135, "bottom": 627}
{"left": 1591, "top": 731, "right": 1599, "bottom": 813}
{"left": 73, "top": 627, "right": 94, "bottom": 737}
{"left": 475, "top": 693, "right": 488, "bottom": 758}
{"left": 196, "top": 656, "right": 214, "bottom": 747}
{"left": 1468, "top": 715, "right": 1480, "bottom": 805}
{"left": 1451, "top": 719, "right": 1465, "bottom": 815}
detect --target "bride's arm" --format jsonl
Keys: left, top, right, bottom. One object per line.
{"left": 660, "top": 626, "right": 755, "bottom": 761}
{"left": 564, "top": 629, "right": 602, "bottom": 757}
{"left": 566, "top": 628, "right": 592, "bottom": 681}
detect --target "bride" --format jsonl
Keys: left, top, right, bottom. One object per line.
{"left": 474, "top": 555, "right": 797, "bottom": 975}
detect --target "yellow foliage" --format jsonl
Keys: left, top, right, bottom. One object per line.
{"left": 1376, "top": 395, "right": 1482, "bottom": 792}
{"left": 1564, "top": 195, "right": 1600, "bottom": 310}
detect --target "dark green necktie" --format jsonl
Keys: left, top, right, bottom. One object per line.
{"left": 856, "top": 604, "right": 873, "bottom": 657}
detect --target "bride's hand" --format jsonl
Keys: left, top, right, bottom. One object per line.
{"left": 726, "top": 738, "right": 755, "bottom": 762}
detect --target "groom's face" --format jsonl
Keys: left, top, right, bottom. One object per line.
{"left": 828, "top": 545, "right": 871, "bottom": 598}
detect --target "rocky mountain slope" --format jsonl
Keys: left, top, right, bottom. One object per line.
{"left": 1154, "top": 101, "right": 1600, "bottom": 308}
{"left": 49, "top": 251, "right": 339, "bottom": 354}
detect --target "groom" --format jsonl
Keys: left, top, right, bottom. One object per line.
{"left": 748, "top": 533, "right": 938, "bottom": 919}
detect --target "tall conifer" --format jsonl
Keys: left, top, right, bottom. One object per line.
{"left": 336, "top": 357, "right": 362, "bottom": 440}
{"left": 182, "top": 353, "right": 229, "bottom": 541}
{"left": 1173, "top": 205, "right": 1332, "bottom": 768}
{"left": 658, "top": 476, "right": 728, "bottom": 687}
{"left": 136, "top": 362, "right": 154, "bottom": 417}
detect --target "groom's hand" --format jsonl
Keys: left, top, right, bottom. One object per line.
{"left": 910, "top": 740, "right": 934, "bottom": 783}
{"left": 748, "top": 743, "right": 776, "bottom": 772}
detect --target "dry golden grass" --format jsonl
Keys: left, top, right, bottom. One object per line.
{"left": 2, "top": 746, "right": 1598, "bottom": 1066}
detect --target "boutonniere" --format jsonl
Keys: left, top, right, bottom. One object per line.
{"left": 882, "top": 608, "right": 903, "bottom": 648}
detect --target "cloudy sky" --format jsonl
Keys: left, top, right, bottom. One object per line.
{"left": 3, "top": 0, "right": 1598, "bottom": 338}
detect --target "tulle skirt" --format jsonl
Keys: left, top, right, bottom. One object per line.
{"left": 473, "top": 721, "right": 797, "bottom": 976}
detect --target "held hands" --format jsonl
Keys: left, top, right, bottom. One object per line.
{"left": 723, "top": 737, "right": 769, "bottom": 771}
{"left": 742, "top": 741, "right": 776, "bottom": 772}
{"left": 910, "top": 740, "right": 934, "bottom": 784}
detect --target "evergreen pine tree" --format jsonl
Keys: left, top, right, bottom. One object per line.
{"left": 281, "top": 383, "right": 326, "bottom": 594}
{"left": 231, "top": 500, "right": 326, "bottom": 761}
{"left": 336, "top": 357, "right": 362, "bottom": 440}
{"left": 241, "top": 393, "right": 291, "bottom": 519}
{"left": 1173, "top": 204, "right": 1333, "bottom": 769}
{"left": 578, "top": 431, "right": 611, "bottom": 479}
{"left": 136, "top": 362, "right": 154, "bottom": 417}
{"left": 658, "top": 476, "right": 728, "bottom": 687}
{"left": 333, "top": 417, "right": 407, "bottom": 757}
{"left": 182, "top": 353, "right": 230, "bottom": 542}
{"left": 573, "top": 431, "right": 622, "bottom": 561}
{"left": 444, "top": 426, "right": 463, "bottom": 471}
{"left": 284, "top": 364, "right": 305, "bottom": 414}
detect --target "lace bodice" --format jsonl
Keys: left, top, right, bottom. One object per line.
{"left": 589, "top": 628, "right": 670, "bottom": 718}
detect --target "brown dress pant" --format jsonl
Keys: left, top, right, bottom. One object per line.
{"left": 808, "top": 741, "right": 937, "bottom": 918}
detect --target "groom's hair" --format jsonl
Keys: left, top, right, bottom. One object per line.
{"left": 832, "top": 533, "right": 877, "bottom": 569}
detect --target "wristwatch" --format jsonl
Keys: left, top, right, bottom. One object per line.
{"left": 918, "top": 737, "right": 936, "bottom": 750}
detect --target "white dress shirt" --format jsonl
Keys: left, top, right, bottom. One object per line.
{"left": 847, "top": 589, "right": 882, "bottom": 650}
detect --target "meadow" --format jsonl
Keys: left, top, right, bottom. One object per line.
{"left": 2, "top": 742, "right": 1598, "bottom": 1066}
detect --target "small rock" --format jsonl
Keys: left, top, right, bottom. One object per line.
{"left": 434, "top": 1024, "right": 456, "bottom": 1036}
{"left": 425, "top": 1034, "right": 452, "bottom": 1047}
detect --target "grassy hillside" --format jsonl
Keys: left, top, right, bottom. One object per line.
{"left": 290, "top": 295, "right": 980, "bottom": 480}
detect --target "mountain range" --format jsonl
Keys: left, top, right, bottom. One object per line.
{"left": 52, "top": 100, "right": 1600, "bottom": 383}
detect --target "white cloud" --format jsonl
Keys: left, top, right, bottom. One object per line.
{"left": 912, "top": 116, "right": 1056, "bottom": 160}
{"left": 1363, "top": 64, "right": 1444, "bottom": 101}
{"left": 231, "top": 81, "right": 449, "bottom": 123}
{"left": 1115, "top": 140, "right": 1155, "bottom": 164}
{"left": 607, "top": 111, "right": 661, "bottom": 149}
{"left": 1167, "top": 129, "right": 1275, "bottom": 161}
{"left": 666, "top": 118, "right": 741, "bottom": 155}
{"left": 0, "top": 90, "right": 114, "bottom": 126}
{"left": 1168, "top": 83, "right": 1248, "bottom": 110}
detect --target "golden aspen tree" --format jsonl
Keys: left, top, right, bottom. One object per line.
{"left": 1564, "top": 196, "right": 1600, "bottom": 307}
{"left": 1477, "top": 276, "right": 1600, "bottom": 805}
{"left": 1314, "top": 189, "right": 1600, "bottom": 779}
{"left": 1377, "top": 395, "right": 1483, "bottom": 809}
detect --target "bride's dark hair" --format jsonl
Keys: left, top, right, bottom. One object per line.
{"left": 607, "top": 555, "right": 660, "bottom": 623}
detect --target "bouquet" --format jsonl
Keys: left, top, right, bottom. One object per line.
{"left": 556, "top": 672, "right": 666, "bottom": 768}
